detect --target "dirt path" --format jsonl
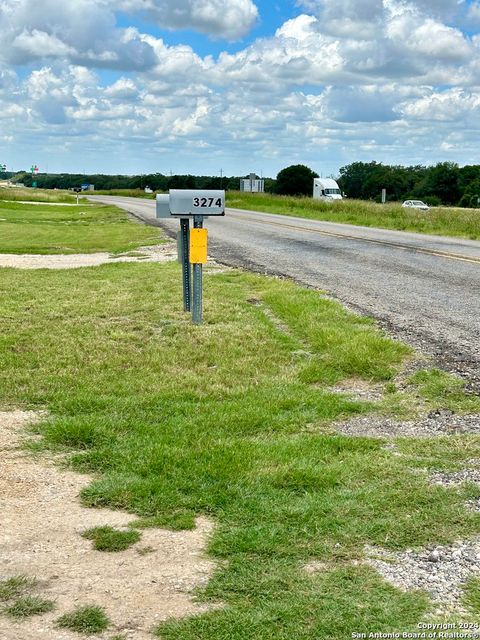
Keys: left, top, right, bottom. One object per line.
{"left": 0, "top": 411, "right": 216, "bottom": 639}
{"left": 0, "top": 244, "right": 177, "bottom": 269}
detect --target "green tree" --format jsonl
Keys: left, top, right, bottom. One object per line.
{"left": 338, "top": 162, "right": 381, "bottom": 198}
{"left": 423, "top": 162, "right": 460, "bottom": 205}
{"left": 458, "top": 178, "right": 480, "bottom": 207}
{"left": 458, "top": 165, "right": 480, "bottom": 203}
{"left": 275, "top": 164, "right": 318, "bottom": 196}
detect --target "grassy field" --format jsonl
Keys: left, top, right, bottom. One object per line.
{"left": 1, "top": 210, "right": 480, "bottom": 639}
{"left": 0, "top": 190, "right": 161, "bottom": 254}
{"left": 0, "top": 187, "right": 78, "bottom": 203}
{"left": 227, "top": 192, "right": 480, "bottom": 240}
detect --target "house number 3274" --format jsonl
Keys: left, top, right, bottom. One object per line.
{"left": 193, "top": 197, "right": 223, "bottom": 207}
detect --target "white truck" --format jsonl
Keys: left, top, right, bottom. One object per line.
{"left": 313, "top": 178, "right": 343, "bottom": 201}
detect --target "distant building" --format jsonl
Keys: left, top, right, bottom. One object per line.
{"left": 240, "top": 173, "right": 264, "bottom": 193}
{"left": 0, "top": 180, "right": 21, "bottom": 187}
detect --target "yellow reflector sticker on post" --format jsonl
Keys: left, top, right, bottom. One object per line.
{"left": 190, "top": 228, "right": 208, "bottom": 264}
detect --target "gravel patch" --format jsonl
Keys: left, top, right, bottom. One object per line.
{"left": 365, "top": 540, "right": 480, "bottom": 616}
{"left": 466, "top": 499, "right": 480, "bottom": 513}
{"left": 0, "top": 243, "right": 177, "bottom": 269}
{"left": 203, "top": 261, "right": 233, "bottom": 274}
{"left": 327, "top": 380, "right": 385, "bottom": 403}
{"left": 0, "top": 410, "right": 216, "bottom": 640}
{"left": 430, "top": 467, "right": 480, "bottom": 487}
{"left": 334, "top": 411, "right": 480, "bottom": 438}
{"left": 302, "top": 519, "right": 480, "bottom": 617}
{"left": 376, "top": 316, "right": 480, "bottom": 397}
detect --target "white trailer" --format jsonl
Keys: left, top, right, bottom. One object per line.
{"left": 313, "top": 178, "right": 342, "bottom": 201}
{"left": 240, "top": 173, "right": 264, "bottom": 193}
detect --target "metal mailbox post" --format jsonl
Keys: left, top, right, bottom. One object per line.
{"left": 156, "top": 190, "right": 225, "bottom": 324}
{"left": 156, "top": 193, "right": 192, "bottom": 312}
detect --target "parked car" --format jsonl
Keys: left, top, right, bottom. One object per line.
{"left": 402, "top": 200, "right": 429, "bottom": 211}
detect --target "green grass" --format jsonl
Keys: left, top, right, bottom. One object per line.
{"left": 0, "top": 200, "right": 161, "bottom": 254}
{"left": 0, "top": 575, "right": 54, "bottom": 620}
{"left": 56, "top": 605, "right": 110, "bottom": 634}
{"left": 158, "top": 565, "right": 429, "bottom": 640}
{"left": 408, "top": 368, "right": 480, "bottom": 414}
{"left": 1, "top": 254, "right": 480, "bottom": 635}
{"left": 226, "top": 192, "right": 480, "bottom": 240}
{"left": 0, "top": 186, "right": 78, "bottom": 203}
{"left": 82, "top": 525, "right": 141, "bottom": 551}
{"left": 373, "top": 367, "right": 480, "bottom": 421}
{"left": 0, "top": 576, "right": 36, "bottom": 601}
{"left": 4, "top": 596, "right": 55, "bottom": 618}
{"left": 462, "top": 577, "right": 480, "bottom": 614}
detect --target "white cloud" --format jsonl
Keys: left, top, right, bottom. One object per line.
{"left": 387, "top": 13, "right": 471, "bottom": 62}
{"left": 323, "top": 86, "right": 399, "bottom": 122}
{"left": 296, "top": 0, "right": 386, "bottom": 38}
{"left": 399, "top": 89, "right": 480, "bottom": 122}
{"left": 140, "top": 34, "right": 209, "bottom": 82}
{"left": 0, "top": 1, "right": 156, "bottom": 70}
{"left": 408, "top": 0, "right": 464, "bottom": 19}
{"left": 1, "top": 0, "right": 480, "bottom": 175}
{"left": 25, "top": 67, "right": 64, "bottom": 100}
{"left": 0, "top": 0, "right": 258, "bottom": 74}
{"left": 0, "top": 66, "right": 17, "bottom": 91}
{"left": 112, "top": 0, "right": 259, "bottom": 40}
{"left": 0, "top": 103, "right": 25, "bottom": 119}
{"left": 104, "top": 78, "right": 139, "bottom": 100}
{"left": 212, "top": 5, "right": 475, "bottom": 92}
{"left": 171, "top": 97, "right": 210, "bottom": 135}
{"left": 12, "top": 30, "right": 76, "bottom": 59}
{"left": 215, "top": 16, "right": 343, "bottom": 87}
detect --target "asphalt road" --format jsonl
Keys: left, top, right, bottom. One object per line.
{"left": 91, "top": 196, "right": 480, "bottom": 386}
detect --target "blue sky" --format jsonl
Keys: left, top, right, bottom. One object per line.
{"left": 115, "top": 1, "right": 296, "bottom": 55}
{"left": 1, "top": 0, "right": 480, "bottom": 179}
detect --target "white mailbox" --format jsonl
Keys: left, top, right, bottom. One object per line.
{"left": 156, "top": 194, "right": 171, "bottom": 218}
{"left": 169, "top": 189, "right": 225, "bottom": 217}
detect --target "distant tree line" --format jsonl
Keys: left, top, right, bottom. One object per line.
{"left": 13, "top": 171, "right": 276, "bottom": 194}
{"left": 9, "top": 160, "right": 480, "bottom": 207}
{"left": 337, "top": 161, "right": 480, "bottom": 207}
{"left": 272, "top": 161, "right": 480, "bottom": 206}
